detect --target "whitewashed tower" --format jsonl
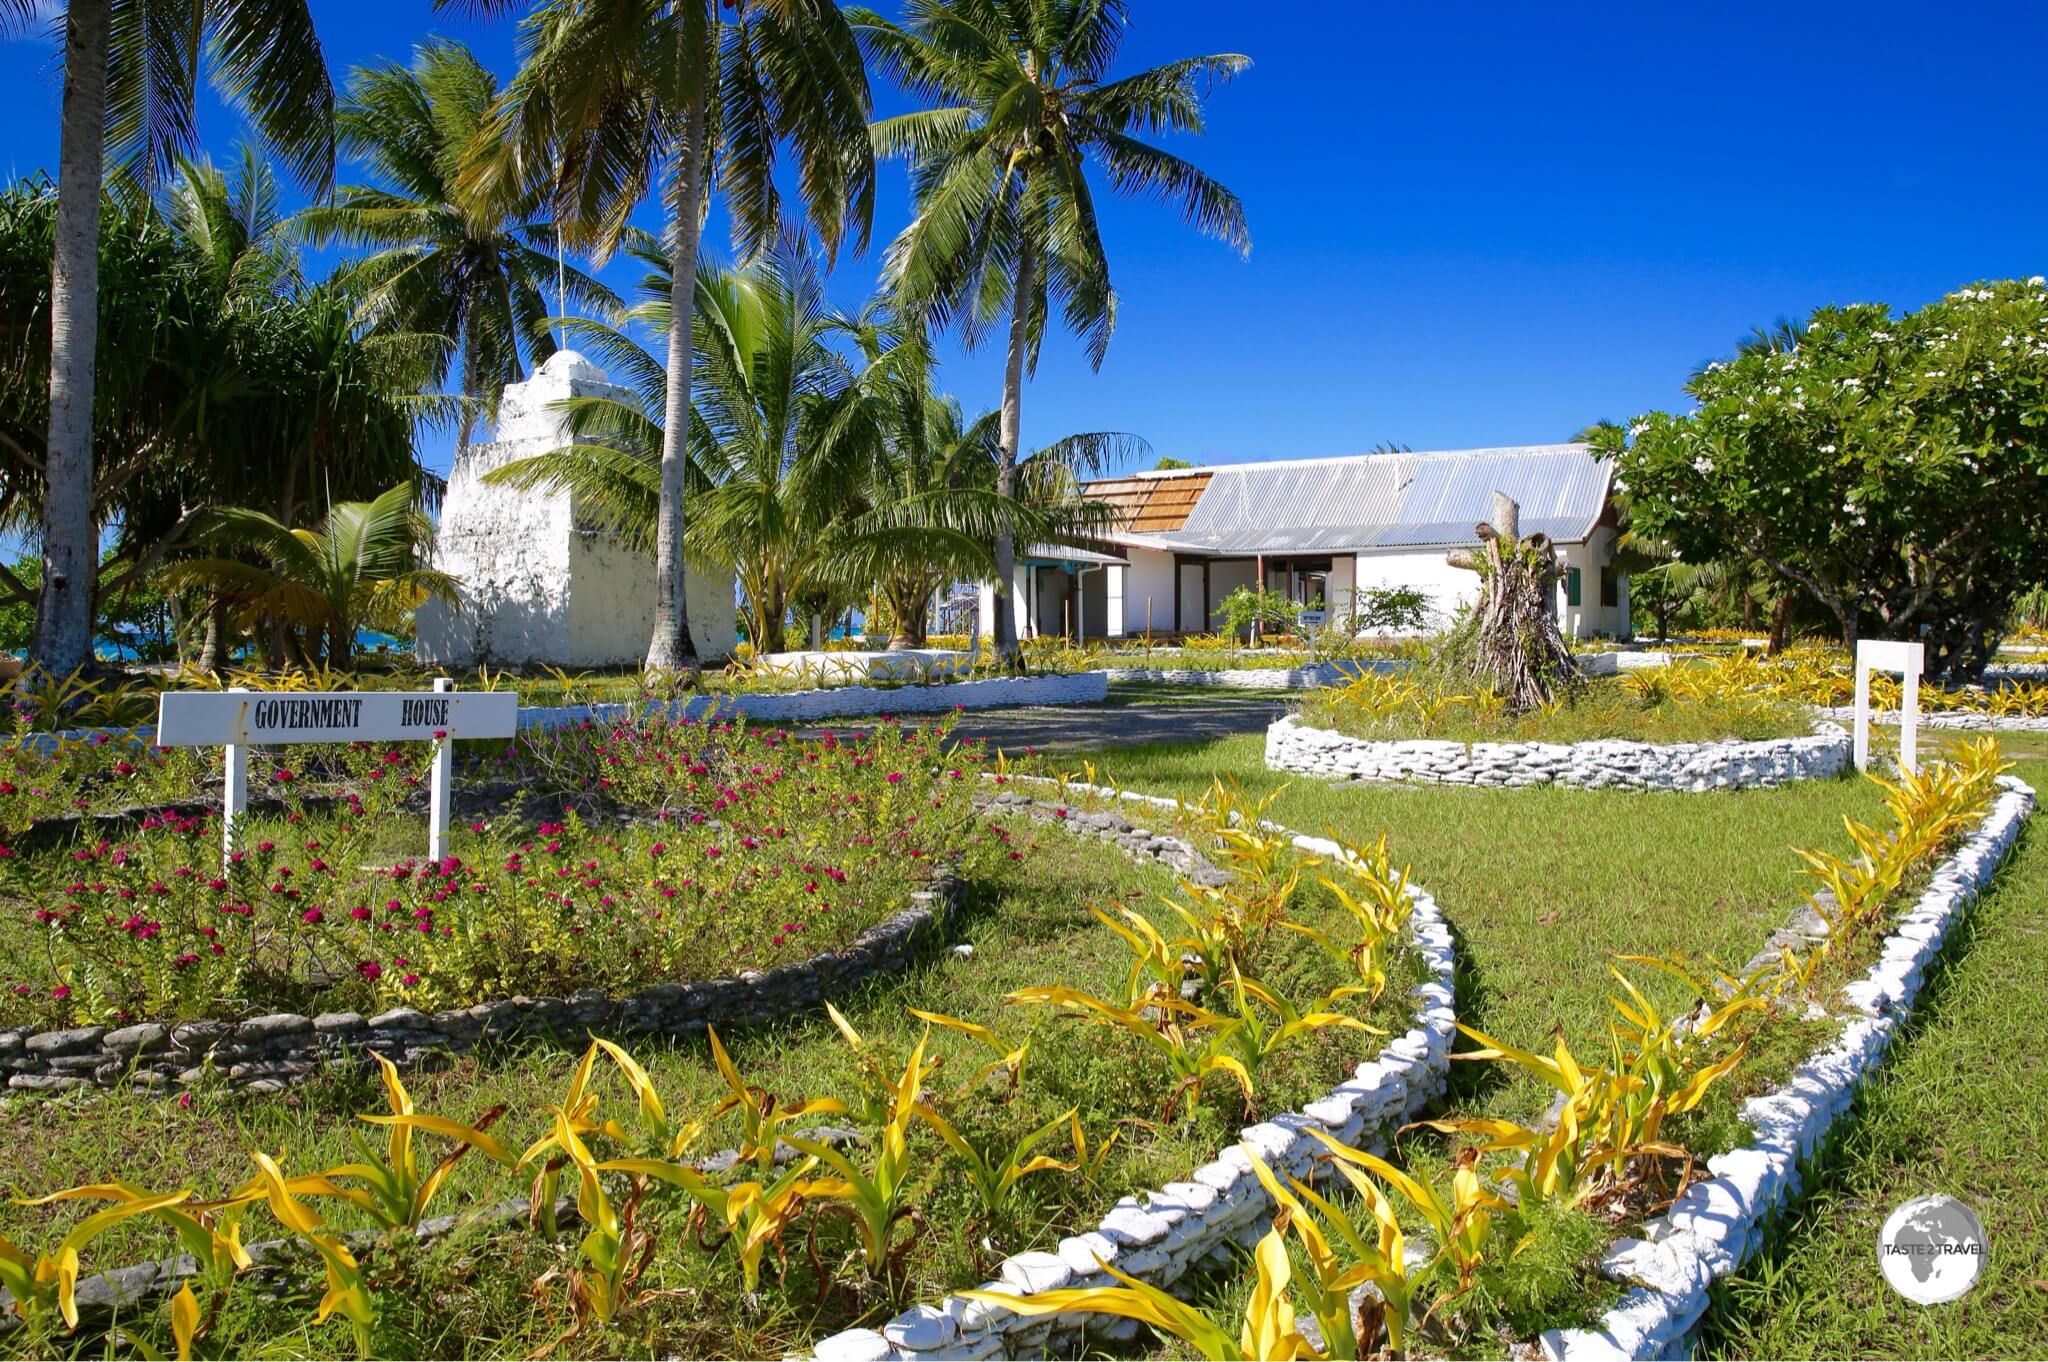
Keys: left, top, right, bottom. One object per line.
{"left": 416, "top": 350, "right": 736, "bottom": 667}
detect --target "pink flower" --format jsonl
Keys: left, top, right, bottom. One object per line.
{"left": 358, "top": 961, "right": 383, "bottom": 982}
{"left": 301, "top": 907, "right": 324, "bottom": 925}
{"left": 51, "top": 984, "right": 70, "bottom": 999}
{"left": 350, "top": 906, "right": 371, "bottom": 921}
{"left": 401, "top": 973, "right": 420, "bottom": 986}
{"left": 177, "top": 1092, "right": 193, "bottom": 1111}
{"left": 887, "top": 772, "right": 904, "bottom": 785}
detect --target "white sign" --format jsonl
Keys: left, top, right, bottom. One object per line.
{"left": 1853, "top": 639, "right": 1923, "bottom": 774}
{"left": 156, "top": 688, "right": 517, "bottom": 747}
{"left": 1297, "top": 609, "right": 1328, "bottom": 627}
{"left": 155, "top": 683, "right": 517, "bottom": 869}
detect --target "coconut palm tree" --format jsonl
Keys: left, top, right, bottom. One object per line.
{"left": 446, "top": 0, "right": 876, "bottom": 677}
{"left": 829, "top": 303, "right": 1137, "bottom": 647}
{"left": 1, "top": 0, "right": 335, "bottom": 676}
{"left": 298, "top": 39, "right": 618, "bottom": 446}
{"left": 162, "top": 147, "right": 303, "bottom": 309}
{"left": 482, "top": 235, "right": 1127, "bottom": 653}
{"left": 166, "top": 482, "right": 458, "bottom": 669}
{"left": 851, "top": 0, "right": 1250, "bottom": 660}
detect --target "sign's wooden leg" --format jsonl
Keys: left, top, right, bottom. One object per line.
{"left": 222, "top": 686, "right": 249, "bottom": 873}
{"left": 428, "top": 677, "right": 455, "bottom": 864}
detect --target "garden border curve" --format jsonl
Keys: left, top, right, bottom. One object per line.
{"left": 812, "top": 776, "right": 1459, "bottom": 1362}
{"left": 1541, "top": 774, "right": 2036, "bottom": 1361}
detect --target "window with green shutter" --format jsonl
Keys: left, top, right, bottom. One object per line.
{"left": 1566, "top": 567, "right": 1582, "bottom": 607}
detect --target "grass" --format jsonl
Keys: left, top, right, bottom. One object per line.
{"left": 0, "top": 802, "right": 1416, "bottom": 1360}
{"left": 1697, "top": 733, "right": 2048, "bottom": 1359}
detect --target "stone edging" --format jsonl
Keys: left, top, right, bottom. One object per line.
{"left": 15, "top": 672, "right": 1111, "bottom": 754}
{"left": 1, "top": 867, "right": 960, "bottom": 1096}
{"left": 1264, "top": 713, "right": 1851, "bottom": 792}
{"left": 1096, "top": 660, "right": 1397, "bottom": 690}
{"left": 1815, "top": 705, "right": 2048, "bottom": 734}
{"left": 1540, "top": 775, "right": 2036, "bottom": 1361}
{"left": 813, "top": 777, "right": 1458, "bottom": 1362}
{"left": 517, "top": 671, "right": 1108, "bottom": 732}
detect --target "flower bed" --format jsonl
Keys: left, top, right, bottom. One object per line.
{"left": 0, "top": 716, "right": 997, "bottom": 1033}
{"left": 520, "top": 670, "right": 1107, "bottom": 731}
{"left": 1541, "top": 773, "right": 2035, "bottom": 1360}
{"left": 1265, "top": 713, "right": 1851, "bottom": 791}
{"left": 1816, "top": 704, "right": 2048, "bottom": 734}
{"left": 811, "top": 778, "right": 1458, "bottom": 1362}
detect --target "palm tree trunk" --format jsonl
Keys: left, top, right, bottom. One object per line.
{"left": 34, "top": 0, "right": 113, "bottom": 678}
{"left": 992, "top": 225, "right": 1036, "bottom": 665}
{"left": 198, "top": 598, "right": 229, "bottom": 671}
{"left": 645, "top": 96, "right": 707, "bottom": 680}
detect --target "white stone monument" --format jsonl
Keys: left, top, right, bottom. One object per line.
{"left": 417, "top": 351, "right": 737, "bottom": 668}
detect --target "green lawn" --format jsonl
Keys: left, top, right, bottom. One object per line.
{"left": 1699, "top": 734, "right": 2048, "bottom": 1359}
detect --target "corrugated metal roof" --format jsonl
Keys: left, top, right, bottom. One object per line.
{"left": 1021, "top": 542, "right": 1127, "bottom": 566}
{"left": 1161, "top": 445, "right": 1611, "bottom": 554}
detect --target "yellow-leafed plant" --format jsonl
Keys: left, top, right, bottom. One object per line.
{"left": 1007, "top": 984, "right": 1254, "bottom": 1120}
{"left": 916, "top": 1103, "right": 1077, "bottom": 1221}
{"left": 0, "top": 1185, "right": 196, "bottom": 1330}
{"left": 247, "top": 1152, "right": 375, "bottom": 1357}
{"left": 1248, "top": 1148, "right": 1416, "bottom": 1356}
{"left": 784, "top": 1032, "right": 932, "bottom": 1277}
{"left": 1313, "top": 1131, "right": 1504, "bottom": 1302}
{"left": 961, "top": 1224, "right": 1319, "bottom": 1361}
{"left": 286, "top": 1054, "right": 512, "bottom": 1230}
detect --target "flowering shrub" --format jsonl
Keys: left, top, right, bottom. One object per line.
{"left": 0, "top": 713, "right": 999, "bottom": 1027}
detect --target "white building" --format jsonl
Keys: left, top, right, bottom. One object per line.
{"left": 417, "top": 351, "right": 737, "bottom": 668}
{"left": 980, "top": 444, "right": 1628, "bottom": 642}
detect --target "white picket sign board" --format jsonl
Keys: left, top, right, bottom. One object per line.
{"left": 155, "top": 682, "right": 518, "bottom": 868}
{"left": 1853, "top": 639, "right": 1923, "bottom": 775}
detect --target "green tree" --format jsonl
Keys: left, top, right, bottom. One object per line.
{"left": 449, "top": 0, "right": 876, "bottom": 677}
{"left": 1598, "top": 280, "right": 2048, "bottom": 677}
{"left": 166, "top": 482, "right": 458, "bottom": 668}
{"left": 298, "top": 39, "right": 618, "bottom": 446}
{"left": 852, "top": 0, "right": 1250, "bottom": 660}
{"left": 2, "top": 0, "right": 335, "bottom": 675}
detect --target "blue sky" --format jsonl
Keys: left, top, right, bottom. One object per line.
{"left": 4, "top": 0, "right": 2044, "bottom": 483}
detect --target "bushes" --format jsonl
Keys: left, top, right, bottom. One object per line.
{"left": 1299, "top": 669, "right": 1811, "bottom": 744}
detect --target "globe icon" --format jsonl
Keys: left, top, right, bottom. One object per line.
{"left": 1879, "top": 1196, "right": 1987, "bottom": 1304}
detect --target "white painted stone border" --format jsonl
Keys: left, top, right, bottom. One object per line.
{"left": 20, "top": 673, "right": 1111, "bottom": 754}
{"left": 812, "top": 778, "right": 1458, "bottom": 1362}
{"left": 1816, "top": 705, "right": 2048, "bottom": 734}
{"left": 1265, "top": 713, "right": 1851, "bottom": 792}
{"left": 1097, "top": 660, "right": 1397, "bottom": 690}
{"left": 1541, "top": 775, "right": 2036, "bottom": 1361}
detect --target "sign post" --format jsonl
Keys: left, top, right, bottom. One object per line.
{"left": 1298, "top": 608, "right": 1327, "bottom": 661}
{"left": 1853, "top": 639, "right": 1924, "bottom": 774}
{"left": 156, "top": 682, "right": 519, "bottom": 870}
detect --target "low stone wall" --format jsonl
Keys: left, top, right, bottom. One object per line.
{"left": 815, "top": 779, "right": 1458, "bottom": 1362}
{"left": 1543, "top": 775, "right": 2035, "bottom": 1360}
{"left": 1816, "top": 704, "right": 2048, "bottom": 734}
{"left": 1096, "top": 659, "right": 1397, "bottom": 689}
{"left": 521, "top": 670, "right": 1108, "bottom": 731}
{"left": 1264, "top": 713, "right": 1851, "bottom": 792}
{"left": 1573, "top": 650, "right": 1673, "bottom": 677}
{"left": 1, "top": 867, "right": 962, "bottom": 1095}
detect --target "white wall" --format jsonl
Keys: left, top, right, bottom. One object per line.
{"left": 1558, "top": 526, "right": 1627, "bottom": 639}
{"left": 1350, "top": 549, "right": 1482, "bottom": 633}
{"left": 1121, "top": 548, "right": 1178, "bottom": 635}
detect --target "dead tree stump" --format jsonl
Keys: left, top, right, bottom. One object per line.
{"left": 1443, "top": 491, "right": 1577, "bottom": 712}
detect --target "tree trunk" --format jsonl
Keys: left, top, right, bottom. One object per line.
{"left": 645, "top": 95, "right": 706, "bottom": 680}
{"left": 1767, "top": 591, "right": 1793, "bottom": 655}
{"left": 991, "top": 220, "right": 1036, "bottom": 666}
{"left": 34, "top": 0, "right": 113, "bottom": 678}
{"left": 198, "top": 598, "right": 230, "bottom": 671}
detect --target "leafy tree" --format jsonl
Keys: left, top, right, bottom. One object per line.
{"left": 297, "top": 39, "right": 618, "bottom": 446}
{"left": 1, "top": 0, "right": 334, "bottom": 675}
{"left": 166, "top": 482, "right": 458, "bottom": 668}
{"left": 1153, "top": 455, "right": 1194, "bottom": 471}
{"left": 1598, "top": 281, "right": 2048, "bottom": 677}
{"left": 1216, "top": 585, "right": 1298, "bottom": 640}
{"left": 853, "top": 0, "right": 1249, "bottom": 661}
{"left": 449, "top": 0, "right": 876, "bottom": 677}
